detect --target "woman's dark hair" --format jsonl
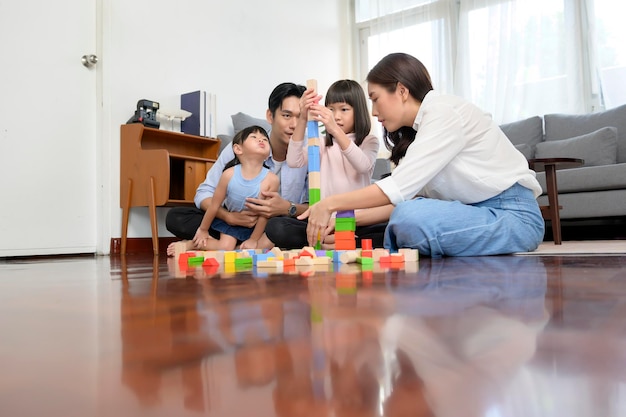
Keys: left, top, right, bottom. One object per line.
{"left": 323, "top": 79, "right": 371, "bottom": 147}
{"left": 224, "top": 125, "right": 270, "bottom": 171}
{"left": 268, "top": 82, "right": 306, "bottom": 117}
{"left": 366, "top": 53, "right": 433, "bottom": 165}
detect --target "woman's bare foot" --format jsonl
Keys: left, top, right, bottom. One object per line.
{"left": 166, "top": 240, "right": 194, "bottom": 257}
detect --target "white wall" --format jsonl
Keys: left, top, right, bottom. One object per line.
{"left": 104, "top": 0, "right": 353, "bottom": 250}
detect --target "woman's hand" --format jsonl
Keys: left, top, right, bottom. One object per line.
{"left": 299, "top": 199, "right": 334, "bottom": 246}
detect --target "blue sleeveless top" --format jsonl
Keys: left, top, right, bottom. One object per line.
{"left": 224, "top": 164, "right": 269, "bottom": 212}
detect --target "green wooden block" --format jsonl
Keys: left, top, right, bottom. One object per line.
{"left": 360, "top": 262, "right": 373, "bottom": 271}
{"left": 309, "top": 188, "right": 321, "bottom": 204}
{"left": 335, "top": 217, "right": 356, "bottom": 231}
{"left": 357, "top": 256, "right": 373, "bottom": 265}
{"left": 337, "top": 287, "right": 357, "bottom": 295}
{"left": 234, "top": 258, "right": 252, "bottom": 267}
{"left": 188, "top": 256, "right": 205, "bottom": 265}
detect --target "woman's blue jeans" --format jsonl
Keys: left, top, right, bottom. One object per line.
{"left": 384, "top": 183, "right": 545, "bottom": 257}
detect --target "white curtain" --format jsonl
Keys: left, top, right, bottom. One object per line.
{"left": 356, "top": 0, "right": 458, "bottom": 94}
{"left": 356, "top": 0, "right": 625, "bottom": 124}
{"left": 456, "top": 0, "right": 590, "bottom": 123}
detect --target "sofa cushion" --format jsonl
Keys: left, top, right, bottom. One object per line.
{"left": 217, "top": 134, "right": 233, "bottom": 152}
{"left": 544, "top": 103, "right": 626, "bottom": 163}
{"left": 231, "top": 112, "right": 271, "bottom": 135}
{"left": 534, "top": 127, "right": 618, "bottom": 167}
{"left": 514, "top": 144, "right": 533, "bottom": 160}
{"left": 534, "top": 163, "right": 626, "bottom": 194}
{"left": 500, "top": 116, "right": 544, "bottom": 158}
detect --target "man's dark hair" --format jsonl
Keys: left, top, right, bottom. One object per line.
{"left": 268, "top": 82, "right": 306, "bottom": 117}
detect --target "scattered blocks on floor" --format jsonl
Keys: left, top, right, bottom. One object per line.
{"left": 172, "top": 244, "right": 420, "bottom": 276}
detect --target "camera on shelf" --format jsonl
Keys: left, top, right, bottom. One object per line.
{"left": 126, "top": 99, "right": 160, "bottom": 128}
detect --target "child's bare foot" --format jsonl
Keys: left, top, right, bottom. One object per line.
{"left": 166, "top": 240, "right": 194, "bottom": 257}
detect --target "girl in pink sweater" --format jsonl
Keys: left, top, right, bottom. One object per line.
{"left": 286, "top": 79, "right": 380, "bottom": 198}
{"left": 263, "top": 80, "right": 385, "bottom": 249}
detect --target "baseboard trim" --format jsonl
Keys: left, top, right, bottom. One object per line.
{"left": 110, "top": 237, "right": 179, "bottom": 255}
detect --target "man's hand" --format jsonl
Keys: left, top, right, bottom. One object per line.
{"left": 224, "top": 210, "right": 258, "bottom": 228}
{"left": 245, "top": 191, "right": 289, "bottom": 219}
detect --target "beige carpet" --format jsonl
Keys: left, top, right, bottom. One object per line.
{"left": 515, "top": 240, "right": 626, "bottom": 256}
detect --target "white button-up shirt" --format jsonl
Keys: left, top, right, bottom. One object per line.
{"left": 376, "top": 91, "right": 542, "bottom": 205}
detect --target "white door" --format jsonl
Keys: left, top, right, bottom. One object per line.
{"left": 0, "top": 1, "right": 98, "bottom": 256}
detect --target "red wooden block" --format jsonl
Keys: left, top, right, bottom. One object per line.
{"left": 299, "top": 249, "right": 315, "bottom": 257}
{"left": 178, "top": 252, "right": 191, "bottom": 265}
{"left": 202, "top": 257, "right": 219, "bottom": 267}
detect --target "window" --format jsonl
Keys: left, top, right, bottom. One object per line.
{"left": 355, "top": 0, "right": 626, "bottom": 123}
{"left": 594, "top": 0, "right": 626, "bottom": 108}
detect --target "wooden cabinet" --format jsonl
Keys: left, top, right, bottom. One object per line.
{"left": 120, "top": 124, "right": 220, "bottom": 255}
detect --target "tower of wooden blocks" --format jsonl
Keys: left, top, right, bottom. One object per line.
{"left": 335, "top": 210, "right": 357, "bottom": 250}
{"left": 306, "top": 79, "right": 322, "bottom": 249}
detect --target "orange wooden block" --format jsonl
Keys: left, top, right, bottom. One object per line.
{"left": 390, "top": 253, "right": 405, "bottom": 263}
{"left": 335, "top": 231, "right": 355, "bottom": 240}
{"left": 361, "top": 238, "right": 373, "bottom": 250}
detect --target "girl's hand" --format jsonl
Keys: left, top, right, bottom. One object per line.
{"left": 310, "top": 104, "right": 342, "bottom": 137}
{"left": 299, "top": 200, "right": 333, "bottom": 247}
{"left": 299, "top": 89, "right": 322, "bottom": 120}
{"left": 192, "top": 228, "right": 210, "bottom": 249}
{"left": 239, "top": 239, "right": 257, "bottom": 250}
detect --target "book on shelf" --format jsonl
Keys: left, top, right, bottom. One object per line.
{"left": 180, "top": 90, "right": 217, "bottom": 137}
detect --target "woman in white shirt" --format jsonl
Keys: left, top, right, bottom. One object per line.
{"left": 301, "top": 53, "right": 544, "bottom": 257}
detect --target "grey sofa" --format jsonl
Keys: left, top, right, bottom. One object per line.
{"left": 500, "top": 103, "right": 626, "bottom": 220}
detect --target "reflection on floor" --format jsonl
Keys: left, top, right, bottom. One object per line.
{"left": 1, "top": 254, "right": 626, "bottom": 416}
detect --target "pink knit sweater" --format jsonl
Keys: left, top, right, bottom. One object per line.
{"left": 286, "top": 133, "right": 379, "bottom": 199}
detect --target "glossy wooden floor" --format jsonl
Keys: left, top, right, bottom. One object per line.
{"left": 1, "top": 253, "right": 626, "bottom": 417}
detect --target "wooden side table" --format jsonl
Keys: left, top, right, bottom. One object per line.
{"left": 528, "top": 158, "right": 584, "bottom": 245}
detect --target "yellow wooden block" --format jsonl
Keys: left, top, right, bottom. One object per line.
{"left": 224, "top": 251, "right": 237, "bottom": 263}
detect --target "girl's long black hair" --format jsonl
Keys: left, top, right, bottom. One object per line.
{"left": 323, "top": 79, "right": 371, "bottom": 148}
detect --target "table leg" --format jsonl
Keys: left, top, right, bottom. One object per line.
{"left": 121, "top": 179, "right": 133, "bottom": 255}
{"left": 149, "top": 176, "right": 159, "bottom": 256}
{"left": 545, "top": 165, "right": 562, "bottom": 245}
